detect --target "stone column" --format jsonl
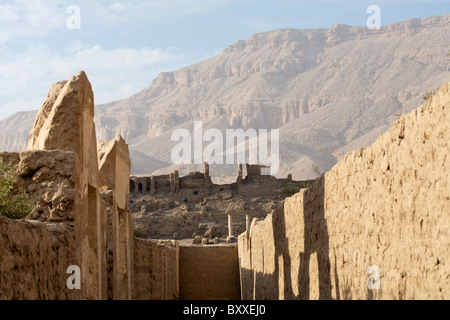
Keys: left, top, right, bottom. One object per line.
{"left": 170, "top": 172, "right": 175, "bottom": 193}
{"left": 227, "top": 214, "right": 235, "bottom": 243}
{"left": 237, "top": 163, "right": 243, "bottom": 183}
{"left": 98, "top": 135, "right": 133, "bottom": 300}
{"left": 170, "top": 171, "right": 180, "bottom": 193}
{"left": 204, "top": 162, "right": 210, "bottom": 176}
{"left": 150, "top": 176, "right": 156, "bottom": 195}
{"left": 204, "top": 162, "right": 212, "bottom": 189}
{"left": 174, "top": 170, "right": 180, "bottom": 193}
{"left": 246, "top": 215, "right": 250, "bottom": 231}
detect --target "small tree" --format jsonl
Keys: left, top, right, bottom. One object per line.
{"left": 0, "top": 163, "right": 34, "bottom": 219}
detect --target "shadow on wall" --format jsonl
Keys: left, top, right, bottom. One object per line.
{"left": 240, "top": 176, "right": 334, "bottom": 300}
{"left": 296, "top": 176, "right": 332, "bottom": 300}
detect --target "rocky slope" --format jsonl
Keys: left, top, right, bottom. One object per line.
{"left": 1, "top": 15, "right": 449, "bottom": 179}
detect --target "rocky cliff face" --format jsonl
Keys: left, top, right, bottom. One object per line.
{"left": 0, "top": 15, "right": 449, "bottom": 179}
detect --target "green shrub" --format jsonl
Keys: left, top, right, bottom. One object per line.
{"left": 423, "top": 91, "right": 435, "bottom": 101}
{"left": 0, "top": 163, "right": 34, "bottom": 220}
{"left": 282, "top": 181, "right": 312, "bottom": 196}
{"left": 312, "top": 164, "right": 322, "bottom": 178}
{"left": 393, "top": 110, "right": 406, "bottom": 118}
{"left": 134, "top": 224, "right": 149, "bottom": 238}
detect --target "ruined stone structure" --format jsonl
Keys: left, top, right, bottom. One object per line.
{"left": 130, "top": 162, "right": 294, "bottom": 199}
{"left": 179, "top": 244, "right": 240, "bottom": 300}
{"left": 97, "top": 136, "right": 134, "bottom": 300}
{"left": 246, "top": 164, "right": 270, "bottom": 177}
{"left": 239, "top": 82, "right": 450, "bottom": 300}
{"left": 0, "top": 150, "right": 80, "bottom": 300}
{"left": 26, "top": 71, "right": 107, "bottom": 299}
{"left": 237, "top": 164, "right": 244, "bottom": 183}
{"left": 130, "top": 162, "right": 214, "bottom": 201}
{"left": 0, "top": 72, "right": 172, "bottom": 300}
{"left": 129, "top": 162, "right": 306, "bottom": 241}
{"left": 1, "top": 150, "right": 77, "bottom": 222}
{"left": 133, "top": 239, "right": 179, "bottom": 300}
{"left": 0, "top": 71, "right": 241, "bottom": 301}
{"left": 1, "top": 71, "right": 448, "bottom": 301}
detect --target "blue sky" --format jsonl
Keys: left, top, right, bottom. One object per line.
{"left": 0, "top": 0, "right": 449, "bottom": 120}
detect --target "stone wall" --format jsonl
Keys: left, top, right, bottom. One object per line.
{"left": 0, "top": 149, "right": 81, "bottom": 299}
{"left": 0, "top": 150, "right": 77, "bottom": 222}
{"left": 179, "top": 244, "right": 240, "bottom": 300}
{"left": 27, "top": 71, "right": 108, "bottom": 300}
{"left": 131, "top": 178, "right": 208, "bottom": 197}
{"left": 130, "top": 163, "right": 294, "bottom": 199}
{"left": 0, "top": 148, "right": 178, "bottom": 300}
{"left": 133, "top": 239, "right": 179, "bottom": 300}
{"left": 0, "top": 72, "right": 124, "bottom": 300}
{"left": 239, "top": 82, "right": 450, "bottom": 300}
{"left": 237, "top": 175, "right": 295, "bottom": 197}
{"left": 98, "top": 136, "right": 134, "bottom": 300}
{"left": 0, "top": 216, "right": 80, "bottom": 300}
{"left": 0, "top": 70, "right": 245, "bottom": 301}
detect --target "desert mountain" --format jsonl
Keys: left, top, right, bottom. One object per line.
{"left": 0, "top": 15, "right": 449, "bottom": 180}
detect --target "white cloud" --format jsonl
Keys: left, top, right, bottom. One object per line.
{"left": 242, "top": 18, "right": 281, "bottom": 32}
{"left": 0, "top": 0, "right": 242, "bottom": 120}
{"left": 0, "top": 44, "right": 191, "bottom": 120}
{"left": 0, "top": 0, "right": 239, "bottom": 44}
{"left": 82, "top": 0, "right": 237, "bottom": 24}
{"left": 0, "top": 0, "right": 67, "bottom": 44}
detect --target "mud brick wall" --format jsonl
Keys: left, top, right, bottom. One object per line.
{"left": 133, "top": 238, "right": 179, "bottom": 300}
{"left": 179, "top": 244, "right": 240, "bottom": 300}
{"left": 0, "top": 150, "right": 77, "bottom": 222}
{"left": 0, "top": 216, "right": 80, "bottom": 300}
{"left": 239, "top": 83, "right": 450, "bottom": 300}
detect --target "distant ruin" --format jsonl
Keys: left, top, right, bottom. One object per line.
{"left": 129, "top": 163, "right": 294, "bottom": 199}
{"left": 128, "top": 162, "right": 310, "bottom": 242}
{"left": 130, "top": 162, "right": 212, "bottom": 198}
